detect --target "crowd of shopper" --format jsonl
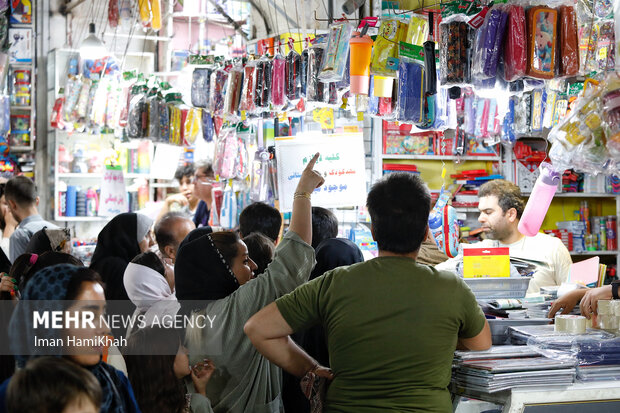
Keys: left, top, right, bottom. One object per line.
{"left": 0, "top": 153, "right": 588, "bottom": 412}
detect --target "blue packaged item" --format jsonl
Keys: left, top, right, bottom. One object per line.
{"left": 202, "top": 109, "right": 214, "bottom": 142}
{"left": 367, "top": 76, "right": 379, "bottom": 115}
{"left": 191, "top": 68, "right": 212, "bottom": 108}
{"left": 397, "top": 58, "right": 425, "bottom": 123}
{"left": 66, "top": 185, "right": 77, "bottom": 217}
{"left": 428, "top": 186, "right": 459, "bottom": 258}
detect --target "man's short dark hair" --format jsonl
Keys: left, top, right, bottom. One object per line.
{"left": 366, "top": 173, "right": 431, "bottom": 254}
{"left": 243, "top": 232, "right": 275, "bottom": 276}
{"left": 311, "top": 207, "right": 338, "bottom": 249}
{"left": 131, "top": 251, "right": 166, "bottom": 277}
{"left": 239, "top": 202, "right": 282, "bottom": 242}
{"left": 7, "top": 357, "right": 102, "bottom": 413}
{"left": 5, "top": 176, "right": 37, "bottom": 207}
{"left": 174, "top": 164, "right": 195, "bottom": 183}
{"left": 155, "top": 212, "right": 191, "bottom": 250}
{"left": 478, "top": 179, "right": 525, "bottom": 219}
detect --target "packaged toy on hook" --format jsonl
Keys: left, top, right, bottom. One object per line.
{"left": 319, "top": 23, "right": 353, "bottom": 82}
{"left": 428, "top": 184, "right": 459, "bottom": 258}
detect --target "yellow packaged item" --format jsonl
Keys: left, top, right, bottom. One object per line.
{"left": 370, "top": 19, "right": 407, "bottom": 77}
{"left": 463, "top": 247, "right": 510, "bottom": 278}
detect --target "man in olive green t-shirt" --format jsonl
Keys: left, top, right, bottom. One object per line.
{"left": 245, "top": 173, "right": 491, "bottom": 413}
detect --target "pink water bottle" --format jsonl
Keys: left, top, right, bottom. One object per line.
{"left": 518, "top": 162, "right": 561, "bottom": 237}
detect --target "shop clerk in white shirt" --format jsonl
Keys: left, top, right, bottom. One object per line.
{"left": 436, "top": 179, "right": 572, "bottom": 294}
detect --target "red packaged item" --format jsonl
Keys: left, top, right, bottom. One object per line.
{"left": 504, "top": 5, "right": 526, "bottom": 82}
{"left": 559, "top": 5, "right": 579, "bottom": 76}
{"left": 526, "top": 7, "right": 557, "bottom": 79}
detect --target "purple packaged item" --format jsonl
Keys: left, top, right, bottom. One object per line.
{"left": 483, "top": 9, "right": 509, "bottom": 77}
{"left": 0, "top": 0, "right": 7, "bottom": 13}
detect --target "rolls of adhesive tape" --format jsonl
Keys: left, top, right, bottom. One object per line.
{"left": 598, "top": 315, "right": 620, "bottom": 331}
{"left": 598, "top": 299, "right": 613, "bottom": 315}
{"left": 612, "top": 300, "right": 620, "bottom": 316}
{"left": 554, "top": 314, "right": 587, "bottom": 334}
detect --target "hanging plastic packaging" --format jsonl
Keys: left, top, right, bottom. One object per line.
{"left": 169, "top": 104, "right": 182, "bottom": 145}
{"left": 559, "top": 5, "right": 579, "bottom": 76}
{"left": 214, "top": 128, "right": 240, "bottom": 179}
{"left": 209, "top": 68, "right": 228, "bottom": 116}
{"left": 397, "top": 57, "right": 425, "bottom": 124}
{"left": 150, "top": 0, "right": 161, "bottom": 31}
{"left": 439, "top": 19, "right": 471, "bottom": 85}
{"left": 504, "top": 5, "right": 526, "bottom": 82}
{"left": 147, "top": 94, "right": 160, "bottom": 141}
{"left": 285, "top": 48, "right": 302, "bottom": 102}
{"left": 127, "top": 84, "right": 148, "bottom": 139}
{"left": 239, "top": 61, "right": 257, "bottom": 113}
{"left": 108, "top": 0, "right": 119, "bottom": 27}
{"left": 73, "top": 78, "right": 93, "bottom": 121}
{"left": 0, "top": 95, "right": 9, "bottom": 138}
{"left": 271, "top": 53, "right": 287, "bottom": 110}
{"left": 473, "top": 7, "right": 508, "bottom": 80}
{"left": 349, "top": 32, "right": 373, "bottom": 95}
{"left": 518, "top": 163, "right": 561, "bottom": 237}
{"left": 300, "top": 48, "right": 309, "bottom": 97}
{"left": 367, "top": 76, "right": 379, "bottom": 116}
{"left": 319, "top": 23, "right": 352, "bottom": 82}
{"left": 202, "top": 109, "right": 214, "bottom": 142}
{"left": 306, "top": 45, "right": 327, "bottom": 103}
{"left": 406, "top": 14, "right": 429, "bottom": 46}
{"left": 159, "top": 99, "right": 170, "bottom": 143}
{"left": 254, "top": 57, "right": 272, "bottom": 109}
{"left": 526, "top": 7, "right": 557, "bottom": 79}
{"left": 191, "top": 68, "right": 212, "bottom": 108}
{"left": 224, "top": 64, "right": 243, "bottom": 117}
{"left": 219, "top": 181, "right": 238, "bottom": 230}
{"left": 428, "top": 186, "right": 459, "bottom": 258}
{"left": 371, "top": 19, "right": 406, "bottom": 77}
{"left": 138, "top": 0, "right": 152, "bottom": 27}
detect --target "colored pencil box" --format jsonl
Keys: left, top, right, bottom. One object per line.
{"left": 559, "top": 5, "right": 579, "bottom": 76}
{"left": 526, "top": 7, "right": 558, "bottom": 79}
{"left": 397, "top": 58, "right": 425, "bottom": 124}
{"left": 439, "top": 20, "right": 471, "bottom": 85}
{"left": 504, "top": 5, "right": 527, "bottom": 82}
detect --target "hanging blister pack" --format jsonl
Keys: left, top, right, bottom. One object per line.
{"left": 371, "top": 19, "right": 406, "bottom": 77}
{"left": 396, "top": 56, "right": 425, "bottom": 124}
{"left": 504, "top": 5, "right": 527, "bottom": 82}
{"left": 439, "top": 19, "right": 472, "bottom": 86}
{"left": 319, "top": 23, "right": 353, "bottom": 82}
{"left": 224, "top": 63, "right": 243, "bottom": 118}
{"left": 306, "top": 41, "right": 327, "bottom": 103}
{"left": 300, "top": 48, "right": 309, "bottom": 97}
{"left": 526, "top": 7, "right": 558, "bottom": 79}
{"left": 209, "top": 68, "right": 228, "bottom": 116}
{"left": 473, "top": 7, "right": 508, "bottom": 80}
{"left": 254, "top": 56, "right": 272, "bottom": 109}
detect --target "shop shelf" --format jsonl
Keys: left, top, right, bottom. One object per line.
{"left": 523, "top": 192, "right": 618, "bottom": 198}
{"left": 9, "top": 145, "right": 34, "bottom": 152}
{"left": 382, "top": 154, "right": 500, "bottom": 161}
{"left": 10, "top": 106, "right": 33, "bottom": 110}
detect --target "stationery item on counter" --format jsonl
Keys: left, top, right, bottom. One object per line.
{"left": 526, "top": 7, "right": 558, "bottom": 79}
{"left": 285, "top": 48, "right": 302, "bottom": 102}
{"left": 271, "top": 53, "right": 287, "bottom": 110}
{"left": 439, "top": 19, "right": 471, "bottom": 85}
{"left": 371, "top": 19, "right": 406, "bottom": 77}
{"left": 319, "top": 23, "right": 353, "bottom": 82}
{"left": 191, "top": 68, "right": 212, "bottom": 108}
{"left": 555, "top": 315, "right": 587, "bottom": 334}
{"left": 519, "top": 162, "right": 561, "bottom": 237}
{"left": 349, "top": 32, "right": 373, "bottom": 95}
{"left": 559, "top": 5, "right": 579, "bottom": 76}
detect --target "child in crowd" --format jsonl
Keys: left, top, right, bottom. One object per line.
{"left": 124, "top": 326, "right": 215, "bottom": 413}
{"left": 242, "top": 232, "right": 275, "bottom": 276}
{"left": 6, "top": 357, "right": 102, "bottom": 413}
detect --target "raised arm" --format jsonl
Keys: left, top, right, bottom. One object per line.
{"left": 288, "top": 153, "right": 325, "bottom": 245}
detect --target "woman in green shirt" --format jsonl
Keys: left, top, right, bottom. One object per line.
{"left": 174, "top": 154, "right": 324, "bottom": 413}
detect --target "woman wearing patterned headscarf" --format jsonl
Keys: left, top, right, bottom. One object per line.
{"left": 174, "top": 154, "right": 324, "bottom": 413}
{"left": 0, "top": 264, "right": 141, "bottom": 413}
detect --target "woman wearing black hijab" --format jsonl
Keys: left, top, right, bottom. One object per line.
{"left": 282, "top": 237, "right": 364, "bottom": 413}
{"left": 90, "top": 213, "right": 153, "bottom": 302}
{"left": 175, "top": 154, "right": 324, "bottom": 413}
